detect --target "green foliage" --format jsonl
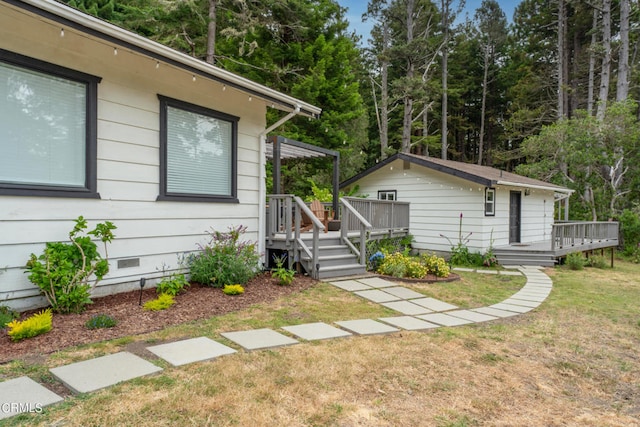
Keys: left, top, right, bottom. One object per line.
{"left": 441, "top": 213, "right": 484, "bottom": 267}
{"left": 376, "top": 251, "right": 450, "bottom": 279}
{"left": 85, "top": 313, "right": 118, "bottom": 329}
{"left": 271, "top": 254, "right": 295, "bottom": 286}
{"left": 7, "top": 309, "right": 52, "bottom": 341}
{"left": 366, "top": 235, "right": 414, "bottom": 269}
{"left": 25, "top": 216, "right": 117, "bottom": 314}
{"left": 187, "top": 225, "right": 260, "bottom": 288}
{"left": 156, "top": 273, "right": 190, "bottom": 296}
{"left": 143, "top": 294, "right": 175, "bottom": 311}
{"left": 566, "top": 252, "right": 586, "bottom": 270}
{"left": 222, "top": 284, "right": 245, "bottom": 296}
{"left": 587, "top": 255, "right": 608, "bottom": 269}
{"left": 619, "top": 209, "right": 640, "bottom": 256}
{"left": 0, "top": 305, "right": 18, "bottom": 329}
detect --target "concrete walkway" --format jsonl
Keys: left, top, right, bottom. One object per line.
{"left": 0, "top": 266, "right": 551, "bottom": 420}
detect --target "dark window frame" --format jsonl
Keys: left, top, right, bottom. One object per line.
{"left": 157, "top": 95, "right": 239, "bottom": 203}
{"left": 0, "top": 49, "right": 101, "bottom": 198}
{"left": 485, "top": 187, "right": 496, "bottom": 216}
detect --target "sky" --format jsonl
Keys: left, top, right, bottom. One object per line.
{"left": 339, "top": 0, "right": 518, "bottom": 44}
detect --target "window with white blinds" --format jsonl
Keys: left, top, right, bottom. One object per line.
{"left": 159, "top": 96, "right": 238, "bottom": 202}
{"left": 0, "top": 50, "right": 99, "bottom": 197}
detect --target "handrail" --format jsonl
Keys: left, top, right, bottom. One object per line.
{"left": 293, "top": 196, "right": 324, "bottom": 278}
{"left": 551, "top": 221, "right": 619, "bottom": 250}
{"left": 340, "top": 198, "right": 372, "bottom": 265}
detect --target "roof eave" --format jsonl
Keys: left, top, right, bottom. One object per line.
{"left": 10, "top": 0, "right": 321, "bottom": 118}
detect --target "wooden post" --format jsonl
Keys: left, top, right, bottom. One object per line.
{"left": 610, "top": 247, "right": 615, "bottom": 268}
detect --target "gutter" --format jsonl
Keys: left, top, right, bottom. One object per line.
{"left": 496, "top": 180, "right": 574, "bottom": 194}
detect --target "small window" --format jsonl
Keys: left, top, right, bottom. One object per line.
{"left": 485, "top": 188, "right": 496, "bottom": 216}
{"left": 0, "top": 49, "right": 100, "bottom": 197}
{"left": 158, "top": 96, "right": 239, "bottom": 202}
{"left": 378, "top": 190, "right": 396, "bottom": 201}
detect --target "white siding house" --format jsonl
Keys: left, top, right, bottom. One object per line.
{"left": 341, "top": 153, "right": 573, "bottom": 256}
{"left": 0, "top": 0, "right": 321, "bottom": 310}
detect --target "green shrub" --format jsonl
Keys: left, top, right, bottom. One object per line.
{"left": 566, "top": 252, "right": 586, "bottom": 270}
{"left": 143, "top": 294, "right": 175, "bottom": 311}
{"left": 271, "top": 254, "right": 295, "bottom": 286}
{"left": 85, "top": 314, "right": 118, "bottom": 329}
{"left": 187, "top": 225, "right": 260, "bottom": 287}
{"left": 7, "top": 309, "right": 52, "bottom": 341}
{"left": 156, "top": 273, "right": 190, "bottom": 296}
{"left": 222, "top": 284, "right": 245, "bottom": 295}
{"left": 587, "top": 255, "right": 608, "bottom": 269}
{"left": 619, "top": 209, "right": 640, "bottom": 256}
{"left": 376, "top": 251, "right": 450, "bottom": 279}
{"left": 0, "top": 305, "right": 18, "bottom": 329}
{"left": 419, "top": 253, "right": 451, "bottom": 278}
{"left": 25, "top": 216, "right": 116, "bottom": 314}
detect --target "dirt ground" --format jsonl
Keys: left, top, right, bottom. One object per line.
{"left": 0, "top": 273, "right": 318, "bottom": 364}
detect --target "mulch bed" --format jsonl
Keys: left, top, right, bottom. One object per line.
{"left": 374, "top": 272, "right": 461, "bottom": 284}
{"left": 0, "top": 272, "right": 318, "bottom": 364}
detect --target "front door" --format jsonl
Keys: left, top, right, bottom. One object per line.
{"left": 509, "top": 191, "right": 521, "bottom": 244}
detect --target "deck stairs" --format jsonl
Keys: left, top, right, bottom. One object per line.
{"left": 493, "top": 246, "right": 557, "bottom": 267}
{"left": 297, "top": 234, "right": 367, "bottom": 280}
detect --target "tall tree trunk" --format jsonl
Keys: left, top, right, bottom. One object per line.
{"left": 206, "top": 0, "right": 218, "bottom": 65}
{"left": 478, "top": 45, "right": 490, "bottom": 165}
{"left": 401, "top": 0, "right": 415, "bottom": 153}
{"left": 557, "top": 0, "right": 566, "bottom": 119}
{"left": 616, "top": 0, "right": 630, "bottom": 101}
{"left": 587, "top": 8, "right": 598, "bottom": 116}
{"left": 596, "top": 0, "right": 611, "bottom": 121}
{"left": 441, "top": 0, "right": 449, "bottom": 160}
{"left": 380, "top": 22, "right": 390, "bottom": 159}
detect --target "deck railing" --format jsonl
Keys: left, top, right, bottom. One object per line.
{"left": 340, "top": 197, "right": 410, "bottom": 234}
{"left": 551, "top": 221, "right": 619, "bottom": 250}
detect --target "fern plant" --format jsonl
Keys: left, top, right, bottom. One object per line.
{"left": 7, "top": 309, "right": 53, "bottom": 341}
{"left": 143, "top": 294, "right": 175, "bottom": 311}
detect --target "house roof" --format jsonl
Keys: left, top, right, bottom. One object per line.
{"left": 341, "top": 153, "right": 573, "bottom": 194}
{"left": 6, "top": 0, "right": 322, "bottom": 119}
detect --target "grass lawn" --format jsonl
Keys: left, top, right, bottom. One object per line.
{"left": 2, "top": 262, "right": 640, "bottom": 426}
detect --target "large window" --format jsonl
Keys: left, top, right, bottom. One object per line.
{"left": 158, "top": 96, "right": 238, "bottom": 202}
{"left": 0, "top": 50, "right": 100, "bottom": 197}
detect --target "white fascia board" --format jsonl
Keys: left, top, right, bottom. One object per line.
{"left": 16, "top": 0, "right": 322, "bottom": 118}
{"left": 497, "top": 180, "right": 574, "bottom": 194}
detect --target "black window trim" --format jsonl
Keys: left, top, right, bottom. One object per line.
{"left": 377, "top": 190, "right": 397, "bottom": 201}
{"left": 0, "top": 49, "right": 101, "bottom": 199}
{"left": 485, "top": 187, "right": 496, "bottom": 216}
{"left": 157, "top": 95, "right": 239, "bottom": 203}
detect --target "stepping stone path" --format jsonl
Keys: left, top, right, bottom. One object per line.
{"left": 0, "top": 266, "right": 552, "bottom": 420}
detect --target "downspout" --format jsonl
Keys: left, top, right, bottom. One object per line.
{"left": 258, "top": 105, "right": 300, "bottom": 266}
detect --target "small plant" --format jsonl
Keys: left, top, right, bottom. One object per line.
{"left": 7, "top": 309, "right": 52, "bottom": 341}
{"left": 25, "top": 216, "right": 117, "bottom": 314}
{"left": 222, "top": 284, "right": 245, "bottom": 295}
{"left": 85, "top": 313, "right": 118, "bottom": 329}
{"left": 187, "top": 225, "right": 260, "bottom": 287}
{"left": 419, "top": 253, "right": 451, "bottom": 278}
{"left": 368, "top": 251, "right": 385, "bottom": 270}
{"left": 155, "top": 258, "right": 190, "bottom": 296}
{"left": 441, "top": 213, "right": 478, "bottom": 266}
{"left": 587, "top": 255, "right": 608, "bottom": 269}
{"left": 0, "top": 305, "right": 18, "bottom": 329}
{"left": 566, "top": 252, "right": 586, "bottom": 270}
{"left": 143, "top": 294, "right": 175, "bottom": 311}
{"left": 482, "top": 230, "right": 499, "bottom": 267}
{"left": 271, "top": 254, "right": 295, "bottom": 286}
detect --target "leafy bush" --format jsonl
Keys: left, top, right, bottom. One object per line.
{"left": 85, "top": 314, "right": 118, "bottom": 329}
{"left": 143, "top": 294, "right": 175, "bottom": 311}
{"left": 156, "top": 273, "right": 190, "bottom": 296}
{"left": 566, "top": 252, "right": 586, "bottom": 270}
{"left": 7, "top": 309, "right": 52, "bottom": 341}
{"left": 25, "top": 216, "right": 116, "bottom": 314}
{"left": 271, "top": 254, "right": 295, "bottom": 286}
{"left": 619, "top": 209, "right": 640, "bottom": 256}
{"left": 0, "top": 305, "right": 18, "bottom": 329}
{"left": 222, "top": 284, "right": 245, "bottom": 295}
{"left": 377, "top": 251, "right": 450, "bottom": 279}
{"left": 366, "top": 235, "right": 414, "bottom": 268}
{"left": 587, "top": 255, "right": 608, "bottom": 269}
{"left": 187, "top": 225, "right": 260, "bottom": 287}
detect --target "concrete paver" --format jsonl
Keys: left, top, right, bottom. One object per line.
{"left": 147, "top": 337, "right": 236, "bottom": 367}
{"left": 282, "top": 322, "right": 352, "bottom": 341}
{"left": 501, "top": 298, "right": 541, "bottom": 308}
{"left": 328, "top": 280, "right": 372, "bottom": 291}
{"left": 379, "top": 316, "right": 440, "bottom": 331}
{"left": 50, "top": 352, "right": 162, "bottom": 394}
{"left": 410, "top": 297, "right": 458, "bottom": 312}
{"left": 354, "top": 289, "right": 401, "bottom": 303}
{"left": 335, "top": 319, "right": 400, "bottom": 335}
{"left": 472, "top": 307, "right": 519, "bottom": 318}
{"left": 356, "top": 277, "right": 396, "bottom": 288}
{"left": 381, "top": 300, "right": 432, "bottom": 315}
{"left": 446, "top": 310, "right": 498, "bottom": 323}
{"left": 415, "top": 313, "right": 472, "bottom": 326}
{"left": 382, "top": 286, "right": 425, "bottom": 300}
{"left": 221, "top": 328, "right": 298, "bottom": 351}
{"left": 490, "top": 302, "right": 533, "bottom": 313}
{"left": 0, "top": 377, "right": 63, "bottom": 420}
